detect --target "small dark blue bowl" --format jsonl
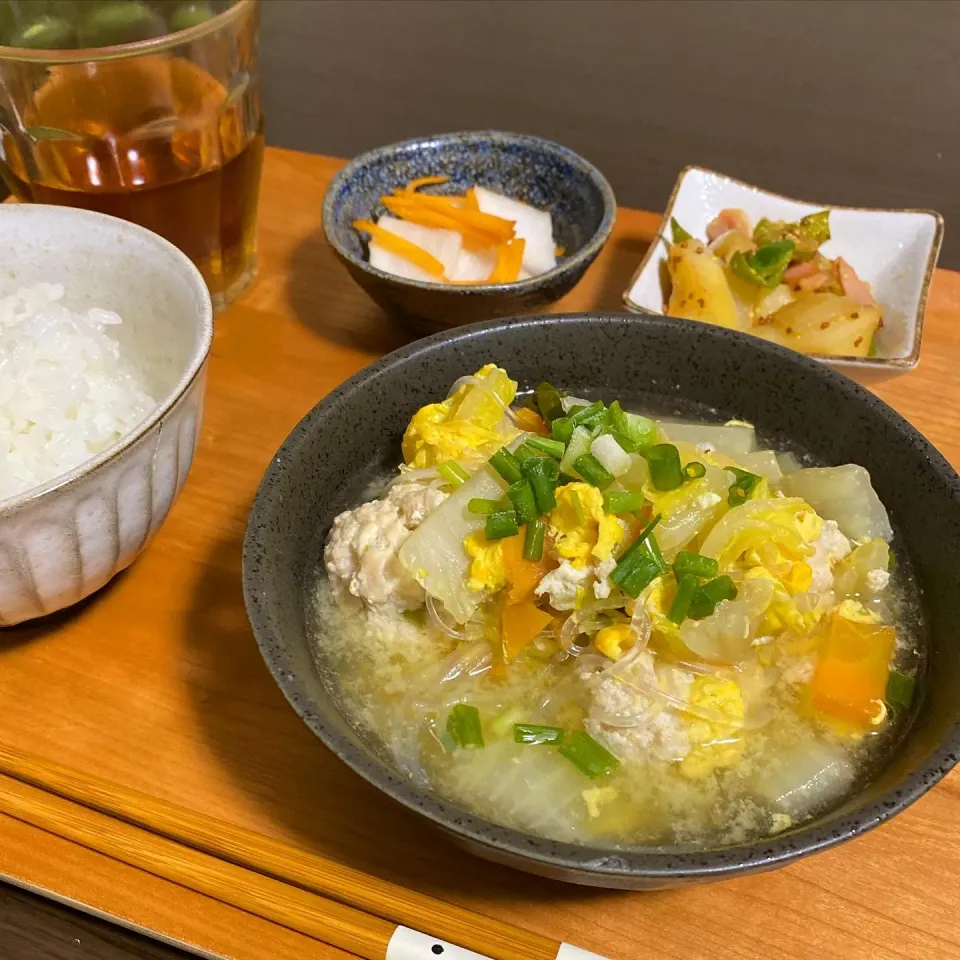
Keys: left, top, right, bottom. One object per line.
{"left": 322, "top": 131, "right": 616, "bottom": 330}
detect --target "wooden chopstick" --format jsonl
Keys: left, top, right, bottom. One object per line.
{"left": 0, "top": 744, "right": 604, "bottom": 960}
{"left": 0, "top": 771, "right": 394, "bottom": 959}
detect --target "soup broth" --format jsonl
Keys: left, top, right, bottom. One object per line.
{"left": 310, "top": 367, "right": 923, "bottom": 848}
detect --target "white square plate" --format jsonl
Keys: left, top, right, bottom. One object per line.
{"left": 623, "top": 166, "right": 944, "bottom": 371}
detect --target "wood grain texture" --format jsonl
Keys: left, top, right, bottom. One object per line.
{"left": 0, "top": 744, "right": 560, "bottom": 960}
{"left": 1, "top": 146, "right": 960, "bottom": 960}
{"left": 0, "top": 813, "right": 351, "bottom": 960}
{"left": 0, "top": 774, "right": 395, "bottom": 960}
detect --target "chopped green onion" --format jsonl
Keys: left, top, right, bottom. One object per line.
{"left": 886, "top": 670, "right": 916, "bottom": 710}
{"left": 437, "top": 460, "right": 470, "bottom": 487}
{"left": 611, "top": 515, "right": 666, "bottom": 596}
{"left": 485, "top": 510, "right": 519, "bottom": 540}
{"left": 573, "top": 453, "right": 614, "bottom": 490}
{"left": 570, "top": 488, "right": 586, "bottom": 523}
{"left": 514, "top": 444, "right": 538, "bottom": 463}
{"left": 670, "top": 216, "right": 693, "bottom": 243}
{"left": 689, "top": 575, "right": 738, "bottom": 620}
{"left": 683, "top": 461, "right": 706, "bottom": 480}
{"left": 508, "top": 480, "right": 538, "bottom": 525}
{"left": 644, "top": 444, "right": 684, "bottom": 491}
{"left": 669, "top": 573, "right": 701, "bottom": 624}
{"left": 603, "top": 427, "right": 640, "bottom": 453}
{"left": 514, "top": 723, "right": 564, "bottom": 745}
{"left": 616, "top": 513, "right": 662, "bottom": 565}
{"left": 603, "top": 489, "right": 646, "bottom": 515}
{"left": 489, "top": 448, "right": 522, "bottom": 485}
{"left": 559, "top": 425, "right": 594, "bottom": 476}
{"left": 616, "top": 555, "right": 663, "bottom": 598}
{"left": 616, "top": 405, "right": 658, "bottom": 450}
{"left": 534, "top": 382, "right": 565, "bottom": 425}
{"left": 673, "top": 551, "right": 719, "bottom": 580}
{"left": 559, "top": 731, "right": 619, "bottom": 778}
{"left": 557, "top": 472, "right": 576, "bottom": 486}
{"left": 550, "top": 416, "right": 574, "bottom": 445}
{"left": 526, "top": 436, "right": 566, "bottom": 459}
{"left": 522, "top": 456, "right": 560, "bottom": 515}
{"left": 639, "top": 531, "right": 668, "bottom": 572}
{"left": 523, "top": 518, "right": 547, "bottom": 561}
{"left": 570, "top": 400, "right": 605, "bottom": 428}
{"left": 888, "top": 549, "right": 897, "bottom": 571}
{"left": 446, "top": 704, "right": 484, "bottom": 749}
{"left": 727, "top": 466, "right": 761, "bottom": 506}
{"left": 468, "top": 497, "right": 505, "bottom": 515}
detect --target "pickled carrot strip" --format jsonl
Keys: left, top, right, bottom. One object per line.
{"left": 463, "top": 188, "right": 480, "bottom": 212}
{"left": 555, "top": 245, "right": 565, "bottom": 257}
{"left": 379, "top": 198, "right": 481, "bottom": 242}
{"left": 353, "top": 219, "right": 445, "bottom": 278}
{"left": 487, "top": 238, "right": 526, "bottom": 283}
{"left": 405, "top": 175, "right": 450, "bottom": 193}
{"left": 382, "top": 194, "right": 515, "bottom": 245}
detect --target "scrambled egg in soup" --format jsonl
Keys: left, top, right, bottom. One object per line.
{"left": 317, "top": 366, "right": 920, "bottom": 848}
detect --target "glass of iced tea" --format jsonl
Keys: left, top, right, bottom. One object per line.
{"left": 0, "top": 0, "right": 263, "bottom": 310}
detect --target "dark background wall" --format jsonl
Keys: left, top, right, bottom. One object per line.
{"left": 260, "top": 0, "right": 959, "bottom": 266}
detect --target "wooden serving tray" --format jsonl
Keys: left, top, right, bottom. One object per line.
{"left": 2, "top": 147, "right": 960, "bottom": 959}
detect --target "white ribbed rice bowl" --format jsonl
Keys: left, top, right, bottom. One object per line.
{"left": 0, "top": 205, "right": 213, "bottom": 626}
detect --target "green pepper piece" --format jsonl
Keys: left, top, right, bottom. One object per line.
{"left": 671, "top": 217, "right": 693, "bottom": 243}
{"left": 731, "top": 240, "right": 796, "bottom": 289}
{"left": 797, "top": 210, "right": 831, "bottom": 247}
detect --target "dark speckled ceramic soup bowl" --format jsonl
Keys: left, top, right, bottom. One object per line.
{"left": 322, "top": 131, "right": 615, "bottom": 331}
{"left": 243, "top": 314, "right": 960, "bottom": 889}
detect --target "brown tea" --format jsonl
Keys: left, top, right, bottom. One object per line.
{"left": 0, "top": 53, "right": 263, "bottom": 306}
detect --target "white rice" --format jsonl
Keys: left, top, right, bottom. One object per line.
{"left": 0, "top": 283, "right": 156, "bottom": 502}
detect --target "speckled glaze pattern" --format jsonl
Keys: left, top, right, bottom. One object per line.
{"left": 243, "top": 314, "right": 960, "bottom": 889}
{"left": 322, "top": 131, "right": 616, "bottom": 331}
{"left": 0, "top": 205, "right": 213, "bottom": 625}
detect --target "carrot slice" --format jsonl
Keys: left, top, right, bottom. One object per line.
{"left": 501, "top": 599, "right": 554, "bottom": 662}
{"left": 463, "top": 187, "right": 480, "bottom": 212}
{"left": 404, "top": 175, "right": 450, "bottom": 193}
{"left": 500, "top": 530, "right": 553, "bottom": 603}
{"left": 809, "top": 616, "right": 895, "bottom": 728}
{"left": 487, "top": 238, "right": 526, "bottom": 283}
{"left": 514, "top": 407, "right": 549, "bottom": 436}
{"left": 352, "top": 219, "right": 445, "bottom": 278}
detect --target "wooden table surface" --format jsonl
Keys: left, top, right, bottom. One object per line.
{"left": 2, "top": 146, "right": 960, "bottom": 960}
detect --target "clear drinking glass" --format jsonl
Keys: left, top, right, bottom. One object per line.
{"left": 0, "top": 0, "right": 263, "bottom": 310}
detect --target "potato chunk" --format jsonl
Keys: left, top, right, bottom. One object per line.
{"left": 754, "top": 293, "right": 880, "bottom": 357}
{"left": 666, "top": 240, "right": 747, "bottom": 331}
